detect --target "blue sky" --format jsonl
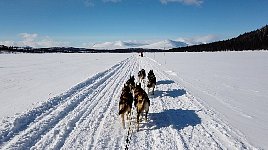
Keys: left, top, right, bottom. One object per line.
{"left": 0, "top": 0, "right": 267, "bottom": 47}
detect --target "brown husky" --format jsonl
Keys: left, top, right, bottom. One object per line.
{"left": 147, "top": 70, "right": 156, "bottom": 95}
{"left": 119, "top": 84, "right": 133, "bottom": 129}
{"left": 133, "top": 83, "right": 150, "bottom": 131}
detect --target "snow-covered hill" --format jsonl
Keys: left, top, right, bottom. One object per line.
{"left": 92, "top": 41, "right": 145, "bottom": 50}
{"left": 141, "top": 39, "right": 188, "bottom": 50}
{"left": 91, "top": 40, "right": 188, "bottom": 50}
{"left": 0, "top": 52, "right": 265, "bottom": 149}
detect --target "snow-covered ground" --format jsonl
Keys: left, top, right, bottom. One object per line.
{"left": 146, "top": 51, "right": 268, "bottom": 149}
{"left": 0, "top": 51, "right": 267, "bottom": 149}
{"left": 0, "top": 53, "right": 131, "bottom": 119}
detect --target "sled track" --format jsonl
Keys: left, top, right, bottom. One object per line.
{"left": 0, "top": 62, "right": 117, "bottom": 140}
{"left": 0, "top": 55, "right": 257, "bottom": 150}
{"left": 0, "top": 58, "right": 126, "bottom": 145}
{"left": 0, "top": 56, "right": 137, "bottom": 149}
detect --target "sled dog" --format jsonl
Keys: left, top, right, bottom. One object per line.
{"left": 138, "top": 69, "right": 146, "bottom": 84}
{"left": 147, "top": 70, "right": 156, "bottom": 95}
{"left": 133, "top": 83, "right": 150, "bottom": 131}
{"left": 119, "top": 84, "right": 134, "bottom": 129}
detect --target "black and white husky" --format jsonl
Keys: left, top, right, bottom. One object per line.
{"left": 147, "top": 70, "right": 156, "bottom": 95}
{"left": 138, "top": 69, "right": 146, "bottom": 84}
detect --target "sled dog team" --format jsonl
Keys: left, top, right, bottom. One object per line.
{"left": 119, "top": 69, "right": 156, "bottom": 131}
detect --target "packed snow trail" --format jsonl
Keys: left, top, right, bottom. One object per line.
{"left": 0, "top": 55, "right": 257, "bottom": 150}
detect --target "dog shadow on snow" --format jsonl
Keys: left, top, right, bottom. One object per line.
{"left": 139, "top": 80, "right": 200, "bottom": 131}
{"left": 153, "top": 89, "right": 186, "bottom": 98}
{"left": 156, "top": 80, "right": 175, "bottom": 85}
{"left": 150, "top": 80, "right": 186, "bottom": 98}
{"left": 140, "top": 109, "right": 201, "bottom": 131}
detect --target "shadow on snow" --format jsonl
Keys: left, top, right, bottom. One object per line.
{"left": 147, "top": 109, "right": 201, "bottom": 131}
{"left": 144, "top": 80, "right": 200, "bottom": 131}
{"left": 137, "top": 79, "right": 200, "bottom": 131}
{"left": 156, "top": 80, "right": 175, "bottom": 85}
{"left": 153, "top": 89, "right": 186, "bottom": 98}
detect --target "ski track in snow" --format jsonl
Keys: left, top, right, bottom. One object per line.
{"left": 0, "top": 55, "right": 257, "bottom": 150}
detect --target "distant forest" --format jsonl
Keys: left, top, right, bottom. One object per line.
{"left": 170, "top": 25, "right": 268, "bottom": 52}
{"left": 1, "top": 25, "right": 267, "bottom": 53}
{"left": 0, "top": 46, "right": 164, "bottom": 53}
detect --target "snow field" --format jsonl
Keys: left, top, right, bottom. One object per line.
{"left": 0, "top": 53, "right": 132, "bottom": 119}
{"left": 146, "top": 51, "right": 268, "bottom": 149}
{"left": 0, "top": 53, "right": 259, "bottom": 149}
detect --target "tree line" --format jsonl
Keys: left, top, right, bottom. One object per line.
{"left": 170, "top": 25, "right": 268, "bottom": 52}
{"left": 0, "top": 46, "right": 164, "bottom": 53}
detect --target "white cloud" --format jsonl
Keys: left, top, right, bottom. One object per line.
{"left": 84, "top": 0, "right": 95, "bottom": 7}
{"left": 0, "top": 41, "right": 16, "bottom": 47}
{"left": 35, "top": 37, "right": 69, "bottom": 48}
{"left": 160, "top": 0, "right": 203, "bottom": 6}
{"left": 176, "top": 34, "right": 220, "bottom": 45}
{"left": 18, "top": 33, "right": 38, "bottom": 47}
{"left": 19, "top": 33, "right": 38, "bottom": 40}
{"left": 1, "top": 33, "right": 69, "bottom": 48}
